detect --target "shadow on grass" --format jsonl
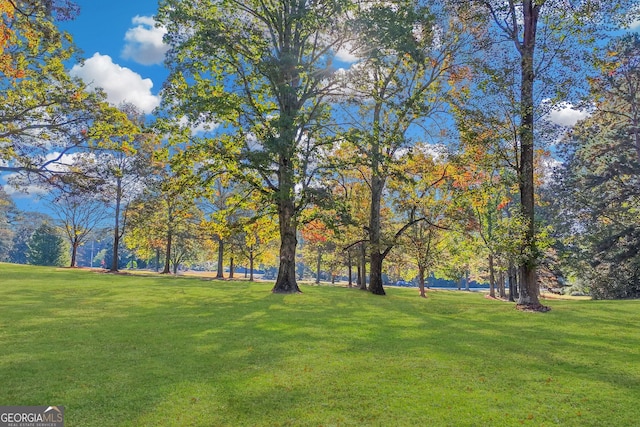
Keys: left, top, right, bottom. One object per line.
{"left": 1, "top": 265, "right": 639, "bottom": 426}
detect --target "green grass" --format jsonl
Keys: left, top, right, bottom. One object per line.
{"left": 1, "top": 263, "right": 639, "bottom": 426}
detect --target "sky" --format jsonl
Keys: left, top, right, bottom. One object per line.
{"left": 5, "top": 1, "right": 640, "bottom": 211}
{"left": 5, "top": 1, "right": 165, "bottom": 210}
{"left": 60, "top": 0, "right": 167, "bottom": 115}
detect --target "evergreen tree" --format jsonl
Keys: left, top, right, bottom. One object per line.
{"left": 27, "top": 223, "right": 69, "bottom": 266}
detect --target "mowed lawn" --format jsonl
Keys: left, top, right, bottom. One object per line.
{"left": 1, "top": 264, "right": 639, "bottom": 426}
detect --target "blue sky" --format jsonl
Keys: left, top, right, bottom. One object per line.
{"left": 6, "top": 1, "right": 166, "bottom": 211}
{"left": 60, "top": 0, "right": 167, "bottom": 115}
{"left": 6, "top": 1, "right": 640, "bottom": 212}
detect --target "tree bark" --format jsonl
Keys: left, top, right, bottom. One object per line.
{"left": 368, "top": 171, "right": 386, "bottom": 295}
{"left": 347, "top": 250, "right": 353, "bottom": 288}
{"left": 369, "top": 251, "right": 386, "bottom": 295}
{"left": 70, "top": 239, "right": 79, "bottom": 268}
{"left": 216, "top": 236, "right": 224, "bottom": 279}
{"left": 517, "top": 1, "right": 544, "bottom": 310}
{"left": 359, "top": 242, "right": 367, "bottom": 290}
{"left": 249, "top": 249, "right": 255, "bottom": 281}
{"left": 229, "top": 256, "right": 234, "bottom": 279}
{"left": 315, "top": 247, "right": 321, "bottom": 284}
{"left": 489, "top": 253, "right": 496, "bottom": 298}
{"left": 418, "top": 265, "right": 427, "bottom": 298}
{"left": 110, "top": 177, "right": 122, "bottom": 272}
{"left": 508, "top": 262, "right": 518, "bottom": 302}
{"left": 162, "top": 231, "right": 172, "bottom": 274}
{"left": 272, "top": 196, "right": 300, "bottom": 293}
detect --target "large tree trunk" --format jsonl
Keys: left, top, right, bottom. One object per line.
{"left": 272, "top": 196, "right": 300, "bottom": 293}
{"left": 368, "top": 173, "right": 386, "bottom": 295}
{"left": 369, "top": 251, "right": 385, "bottom": 295}
{"left": 517, "top": 1, "right": 545, "bottom": 310}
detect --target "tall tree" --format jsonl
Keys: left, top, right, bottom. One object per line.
{"left": 90, "top": 105, "right": 155, "bottom": 272}
{"left": 158, "top": 0, "right": 351, "bottom": 293}
{"left": 339, "top": 0, "right": 466, "bottom": 295}
{"left": 550, "top": 33, "right": 640, "bottom": 299}
{"left": 451, "top": 0, "right": 637, "bottom": 310}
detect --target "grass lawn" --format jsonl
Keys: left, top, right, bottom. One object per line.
{"left": 1, "top": 263, "right": 639, "bottom": 426}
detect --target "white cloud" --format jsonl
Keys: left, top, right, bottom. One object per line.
{"left": 70, "top": 53, "right": 161, "bottom": 114}
{"left": 178, "top": 116, "right": 220, "bottom": 136}
{"left": 121, "top": 16, "right": 169, "bottom": 66}
{"left": 631, "top": 19, "right": 640, "bottom": 31}
{"left": 547, "top": 103, "right": 590, "bottom": 127}
{"left": 335, "top": 44, "right": 360, "bottom": 64}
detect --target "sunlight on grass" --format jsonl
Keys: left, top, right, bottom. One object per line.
{"left": 1, "top": 263, "right": 639, "bottom": 426}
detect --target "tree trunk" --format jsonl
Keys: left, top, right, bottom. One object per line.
{"left": 162, "top": 231, "right": 172, "bottom": 274}
{"left": 517, "top": 1, "right": 545, "bottom": 310}
{"left": 272, "top": 196, "right": 300, "bottom": 293}
{"left": 368, "top": 172, "right": 386, "bottom": 295}
{"left": 216, "top": 236, "right": 224, "bottom": 279}
{"left": 359, "top": 242, "right": 367, "bottom": 290}
{"left": 229, "top": 256, "right": 234, "bottom": 279}
{"left": 70, "top": 239, "right": 79, "bottom": 268}
{"left": 489, "top": 254, "right": 496, "bottom": 298}
{"left": 508, "top": 262, "right": 518, "bottom": 302}
{"left": 499, "top": 271, "right": 506, "bottom": 299}
{"left": 369, "top": 251, "right": 386, "bottom": 295}
{"left": 249, "top": 249, "right": 255, "bottom": 281}
{"left": 418, "top": 265, "right": 426, "bottom": 298}
{"left": 315, "top": 247, "right": 322, "bottom": 284}
{"left": 110, "top": 177, "right": 122, "bottom": 272}
{"left": 347, "top": 250, "right": 353, "bottom": 288}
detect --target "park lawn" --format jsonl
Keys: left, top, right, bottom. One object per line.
{"left": 0, "top": 263, "right": 639, "bottom": 426}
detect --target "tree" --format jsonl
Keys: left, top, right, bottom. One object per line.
{"left": 8, "top": 211, "right": 51, "bottom": 264}
{"left": 550, "top": 33, "right": 640, "bottom": 299}
{"left": 48, "top": 189, "right": 109, "bottom": 267}
{"left": 158, "top": 0, "right": 351, "bottom": 293}
{"left": 392, "top": 144, "right": 453, "bottom": 297}
{"left": 90, "top": 105, "right": 155, "bottom": 272}
{"left": 300, "top": 219, "right": 332, "bottom": 284}
{"left": 27, "top": 222, "right": 69, "bottom": 266}
{"left": 236, "top": 213, "right": 279, "bottom": 281}
{"left": 0, "top": 186, "right": 17, "bottom": 260}
{"left": 453, "top": 0, "right": 638, "bottom": 310}
{"left": 337, "top": 0, "right": 466, "bottom": 295}
{"left": 0, "top": 0, "right": 134, "bottom": 185}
